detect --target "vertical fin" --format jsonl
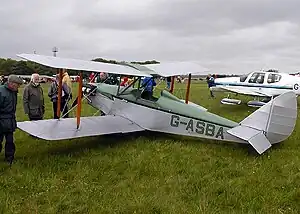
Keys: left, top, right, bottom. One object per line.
{"left": 227, "top": 91, "right": 297, "bottom": 154}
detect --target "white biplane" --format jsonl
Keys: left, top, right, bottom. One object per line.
{"left": 211, "top": 70, "right": 300, "bottom": 107}
{"left": 16, "top": 54, "right": 297, "bottom": 154}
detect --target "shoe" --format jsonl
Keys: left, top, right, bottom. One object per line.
{"left": 4, "top": 156, "right": 13, "bottom": 166}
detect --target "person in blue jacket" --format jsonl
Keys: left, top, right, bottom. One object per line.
{"left": 141, "top": 76, "right": 156, "bottom": 100}
{"left": 206, "top": 74, "right": 216, "bottom": 97}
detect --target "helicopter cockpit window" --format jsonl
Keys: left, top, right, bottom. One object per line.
{"left": 248, "top": 72, "right": 265, "bottom": 84}
{"left": 267, "top": 74, "right": 282, "bottom": 83}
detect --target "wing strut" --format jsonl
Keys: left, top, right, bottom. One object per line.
{"left": 76, "top": 71, "right": 83, "bottom": 129}
{"left": 170, "top": 76, "right": 175, "bottom": 93}
{"left": 57, "top": 69, "right": 63, "bottom": 118}
{"left": 185, "top": 73, "right": 192, "bottom": 103}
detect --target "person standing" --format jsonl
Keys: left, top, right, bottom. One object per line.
{"left": 166, "top": 76, "right": 171, "bottom": 90}
{"left": 89, "top": 72, "right": 96, "bottom": 83}
{"left": 207, "top": 74, "right": 215, "bottom": 97}
{"left": 23, "top": 73, "right": 45, "bottom": 120}
{"left": 0, "top": 75, "right": 23, "bottom": 164}
{"left": 62, "top": 71, "right": 72, "bottom": 117}
{"left": 48, "top": 75, "right": 71, "bottom": 119}
{"left": 141, "top": 76, "right": 157, "bottom": 100}
{"left": 120, "top": 76, "right": 129, "bottom": 86}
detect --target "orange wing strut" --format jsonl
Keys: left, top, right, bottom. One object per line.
{"left": 185, "top": 73, "right": 191, "bottom": 104}
{"left": 170, "top": 76, "right": 175, "bottom": 93}
{"left": 57, "top": 69, "right": 63, "bottom": 118}
{"left": 76, "top": 72, "right": 83, "bottom": 129}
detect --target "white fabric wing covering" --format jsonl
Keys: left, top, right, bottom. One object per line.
{"left": 144, "top": 62, "right": 209, "bottom": 77}
{"left": 17, "top": 53, "right": 209, "bottom": 77}
{"left": 17, "top": 115, "right": 144, "bottom": 140}
{"left": 17, "top": 54, "right": 152, "bottom": 77}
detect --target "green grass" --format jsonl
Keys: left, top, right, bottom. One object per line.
{"left": 1, "top": 81, "right": 300, "bottom": 213}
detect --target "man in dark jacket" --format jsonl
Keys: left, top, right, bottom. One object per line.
{"left": 23, "top": 73, "right": 45, "bottom": 120}
{"left": 141, "top": 76, "right": 157, "bottom": 100}
{"left": 0, "top": 75, "right": 23, "bottom": 164}
{"left": 207, "top": 74, "right": 216, "bottom": 97}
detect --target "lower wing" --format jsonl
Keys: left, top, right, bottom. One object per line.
{"left": 17, "top": 115, "right": 145, "bottom": 140}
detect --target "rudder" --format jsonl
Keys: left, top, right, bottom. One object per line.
{"left": 227, "top": 91, "right": 297, "bottom": 154}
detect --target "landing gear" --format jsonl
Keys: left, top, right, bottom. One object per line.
{"left": 220, "top": 94, "right": 270, "bottom": 107}
{"left": 247, "top": 96, "right": 270, "bottom": 107}
{"left": 247, "top": 100, "right": 266, "bottom": 107}
{"left": 220, "top": 94, "right": 242, "bottom": 105}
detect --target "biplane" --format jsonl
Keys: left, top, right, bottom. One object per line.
{"left": 211, "top": 69, "right": 300, "bottom": 107}
{"left": 16, "top": 54, "right": 297, "bottom": 155}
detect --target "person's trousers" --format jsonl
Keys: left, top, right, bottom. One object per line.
{"left": 166, "top": 82, "right": 171, "bottom": 89}
{"left": 29, "top": 116, "right": 43, "bottom": 121}
{"left": 209, "top": 88, "right": 214, "bottom": 97}
{"left": 0, "top": 132, "right": 15, "bottom": 160}
{"left": 141, "top": 91, "right": 153, "bottom": 100}
{"left": 52, "top": 100, "right": 69, "bottom": 119}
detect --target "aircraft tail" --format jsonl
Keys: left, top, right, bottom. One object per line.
{"left": 227, "top": 91, "right": 297, "bottom": 154}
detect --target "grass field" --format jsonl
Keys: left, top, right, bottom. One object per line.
{"left": 1, "top": 80, "right": 300, "bottom": 213}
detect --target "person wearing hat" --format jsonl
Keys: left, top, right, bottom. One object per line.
{"left": 0, "top": 74, "right": 23, "bottom": 164}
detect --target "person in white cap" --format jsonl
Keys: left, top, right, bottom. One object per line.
{"left": 22, "top": 73, "right": 45, "bottom": 121}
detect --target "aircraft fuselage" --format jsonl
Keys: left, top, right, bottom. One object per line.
{"left": 212, "top": 71, "right": 300, "bottom": 97}
{"left": 84, "top": 83, "right": 245, "bottom": 144}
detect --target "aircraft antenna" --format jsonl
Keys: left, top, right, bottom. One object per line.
{"left": 52, "top": 47, "right": 58, "bottom": 57}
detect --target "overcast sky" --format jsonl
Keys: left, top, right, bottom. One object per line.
{"left": 1, "top": 0, "right": 300, "bottom": 74}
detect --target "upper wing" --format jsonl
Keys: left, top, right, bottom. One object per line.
{"left": 17, "top": 54, "right": 152, "bottom": 77}
{"left": 17, "top": 115, "right": 145, "bottom": 140}
{"left": 216, "top": 85, "right": 272, "bottom": 97}
{"left": 125, "top": 62, "right": 209, "bottom": 77}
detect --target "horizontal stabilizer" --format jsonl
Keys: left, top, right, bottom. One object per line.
{"left": 17, "top": 115, "right": 144, "bottom": 140}
{"left": 227, "top": 126, "right": 271, "bottom": 154}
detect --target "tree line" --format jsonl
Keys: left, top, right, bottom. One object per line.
{"left": 0, "top": 57, "right": 160, "bottom": 77}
